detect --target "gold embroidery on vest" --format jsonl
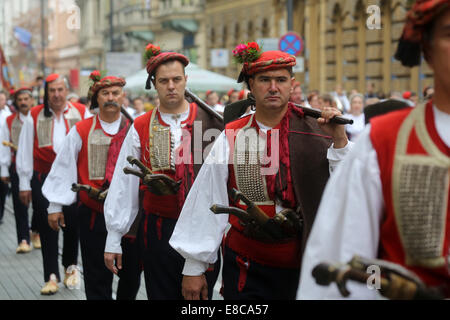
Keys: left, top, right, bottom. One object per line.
{"left": 65, "top": 103, "right": 82, "bottom": 129}
{"left": 392, "top": 103, "right": 450, "bottom": 268}
{"left": 87, "top": 116, "right": 112, "bottom": 180}
{"left": 36, "top": 109, "right": 53, "bottom": 148}
{"left": 10, "top": 116, "right": 23, "bottom": 147}
{"left": 148, "top": 110, "right": 174, "bottom": 172}
{"left": 36, "top": 104, "right": 82, "bottom": 148}
{"left": 233, "top": 114, "right": 273, "bottom": 206}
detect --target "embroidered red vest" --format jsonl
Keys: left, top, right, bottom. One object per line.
{"left": 31, "top": 102, "right": 86, "bottom": 174}
{"left": 134, "top": 103, "right": 198, "bottom": 219}
{"left": 371, "top": 101, "right": 450, "bottom": 296}
{"left": 224, "top": 104, "right": 332, "bottom": 269}
{"left": 76, "top": 115, "right": 129, "bottom": 213}
{"left": 6, "top": 113, "right": 23, "bottom": 164}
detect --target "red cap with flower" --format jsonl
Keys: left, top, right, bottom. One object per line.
{"left": 233, "top": 41, "right": 296, "bottom": 83}
{"left": 87, "top": 70, "right": 126, "bottom": 100}
{"left": 144, "top": 43, "right": 189, "bottom": 89}
{"left": 395, "top": 0, "right": 450, "bottom": 67}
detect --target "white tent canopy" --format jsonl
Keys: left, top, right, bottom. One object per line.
{"left": 124, "top": 63, "right": 242, "bottom": 94}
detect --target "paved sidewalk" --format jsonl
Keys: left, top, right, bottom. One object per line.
{"left": 0, "top": 196, "right": 147, "bottom": 300}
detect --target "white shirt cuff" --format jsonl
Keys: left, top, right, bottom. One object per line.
{"left": 19, "top": 177, "right": 31, "bottom": 191}
{"left": 182, "top": 258, "right": 209, "bottom": 276}
{"left": 1, "top": 165, "right": 9, "bottom": 178}
{"left": 327, "top": 141, "right": 353, "bottom": 161}
{"left": 105, "top": 231, "right": 123, "bottom": 254}
{"left": 48, "top": 202, "right": 63, "bottom": 214}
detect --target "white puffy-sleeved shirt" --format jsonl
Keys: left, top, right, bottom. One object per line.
{"left": 16, "top": 105, "right": 91, "bottom": 191}
{"left": 296, "top": 106, "right": 450, "bottom": 300}
{"left": 42, "top": 115, "right": 124, "bottom": 214}
{"left": 0, "top": 112, "right": 30, "bottom": 178}
{"left": 104, "top": 109, "right": 190, "bottom": 254}
{"left": 168, "top": 120, "right": 354, "bottom": 277}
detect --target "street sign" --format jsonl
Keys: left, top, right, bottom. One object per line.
{"left": 106, "top": 52, "right": 142, "bottom": 78}
{"left": 256, "top": 38, "right": 280, "bottom": 52}
{"left": 293, "top": 57, "right": 304, "bottom": 73}
{"left": 279, "top": 32, "right": 303, "bottom": 56}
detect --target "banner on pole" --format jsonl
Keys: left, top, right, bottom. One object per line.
{"left": 0, "top": 45, "right": 13, "bottom": 90}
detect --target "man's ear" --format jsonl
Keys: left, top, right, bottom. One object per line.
{"left": 290, "top": 77, "right": 296, "bottom": 93}
{"left": 248, "top": 77, "right": 254, "bottom": 92}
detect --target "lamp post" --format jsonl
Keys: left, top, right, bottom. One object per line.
{"left": 287, "top": 0, "right": 293, "bottom": 31}
{"left": 40, "top": 0, "right": 46, "bottom": 75}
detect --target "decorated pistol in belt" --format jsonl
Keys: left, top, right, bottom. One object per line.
{"left": 312, "top": 255, "right": 445, "bottom": 300}
{"left": 71, "top": 183, "right": 108, "bottom": 201}
{"left": 123, "top": 156, "right": 181, "bottom": 196}
{"left": 210, "top": 188, "right": 302, "bottom": 242}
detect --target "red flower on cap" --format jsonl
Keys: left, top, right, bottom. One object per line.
{"left": 232, "top": 42, "right": 262, "bottom": 64}
{"left": 90, "top": 70, "right": 102, "bottom": 82}
{"left": 145, "top": 43, "right": 161, "bottom": 60}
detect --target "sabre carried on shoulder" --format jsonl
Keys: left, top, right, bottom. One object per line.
{"left": 71, "top": 183, "right": 108, "bottom": 202}
{"left": 312, "top": 255, "right": 445, "bottom": 300}
{"left": 123, "top": 156, "right": 181, "bottom": 196}
{"left": 223, "top": 93, "right": 354, "bottom": 125}
{"left": 210, "top": 188, "right": 302, "bottom": 242}
{"left": 185, "top": 87, "right": 223, "bottom": 123}
{"left": 2, "top": 140, "right": 17, "bottom": 151}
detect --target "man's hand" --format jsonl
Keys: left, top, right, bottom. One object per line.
{"left": 318, "top": 107, "right": 348, "bottom": 149}
{"left": 19, "top": 190, "right": 32, "bottom": 206}
{"left": 48, "top": 212, "right": 65, "bottom": 231}
{"left": 1, "top": 177, "right": 10, "bottom": 184}
{"left": 182, "top": 275, "right": 208, "bottom": 300}
{"left": 104, "top": 252, "right": 122, "bottom": 275}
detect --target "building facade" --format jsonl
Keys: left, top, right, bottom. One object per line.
{"left": 204, "top": 0, "right": 432, "bottom": 97}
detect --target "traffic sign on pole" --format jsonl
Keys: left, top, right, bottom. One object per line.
{"left": 279, "top": 32, "right": 304, "bottom": 56}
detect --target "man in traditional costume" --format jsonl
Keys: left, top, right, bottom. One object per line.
{"left": 16, "top": 74, "right": 90, "bottom": 295}
{"left": 297, "top": 0, "right": 450, "bottom": 299}
{"left": 42, "top": 72, "right": 141, "bottom": 300}
{"left": 169, "top": 42, "right": 352, "bottom": 300}
{"left": 104, "top": 43, "right": 223, "bottom": 299}
{"left": 0, "top": 88, "right": 37, "bottom": 253}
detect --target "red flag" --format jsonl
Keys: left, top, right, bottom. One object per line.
{"left": 0, "top": 44, "right": 13, "bottom": 91}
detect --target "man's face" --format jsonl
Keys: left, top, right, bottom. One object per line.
{"left": 16, "top": 93, "right": 33, "bottom": 115}
{"left": 249, "top": 68, "right": 294, "bottom": 112}
{"left": 134, "top": 99, "right": 145, "bottom": 113}
{"left": 290, "top": 86, "right": 303, "bottom": 104}
{"left": 425, "top": 8, "right": 450, "bottom": 94}
{"left": 229, "top": 91, "right": 240, "bottom": 103}
{"left": 47, "top": 79, "right": 68, "bottom": 109}
{"left": 97, "top": 86, "right": 124, "bottom": 118}
{"left": 206, "top": 92, "right": 219, "bottom": 106}
{"left": 153, "top": 60, "right": 187, "bottom": 110}
{"left": 0, "top": 94, "right": 6, "bottom": 108}
{"left": 350, "top": 96, "right": 364, "bottom": 114}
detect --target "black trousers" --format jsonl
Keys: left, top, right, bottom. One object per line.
{"left": 78, "top": 204, "right": 113, "bottom": 300}
{"left": 117, "top": 236, "right": 142, "bottom": 300}
{"left": 0, "top": 175, "right": 9, "bottom": 221}
{"left": 140, "top": 212, "right": 220, "bottom": 300}
{"left": 221, "top": 245, "right": 300, "bottom": 300}
{"left": 10, "top": 165, "right": 30, "bottom": 244}
{"left": 78, "top": 204, "right": 142, "bottom": 300}
{"left": 31, "top": 171, "right": 79, "bottom": 282}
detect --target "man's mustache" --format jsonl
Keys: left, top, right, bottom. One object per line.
{"left": 19, "top": 104, "right": 28, "bottom": 109}
{"left": 104, "top": 101, "right": 120, "bottom": 108}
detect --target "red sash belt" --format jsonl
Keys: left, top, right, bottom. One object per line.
{"left": 225, "top": 227, "right": 301, "bottom": 269}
